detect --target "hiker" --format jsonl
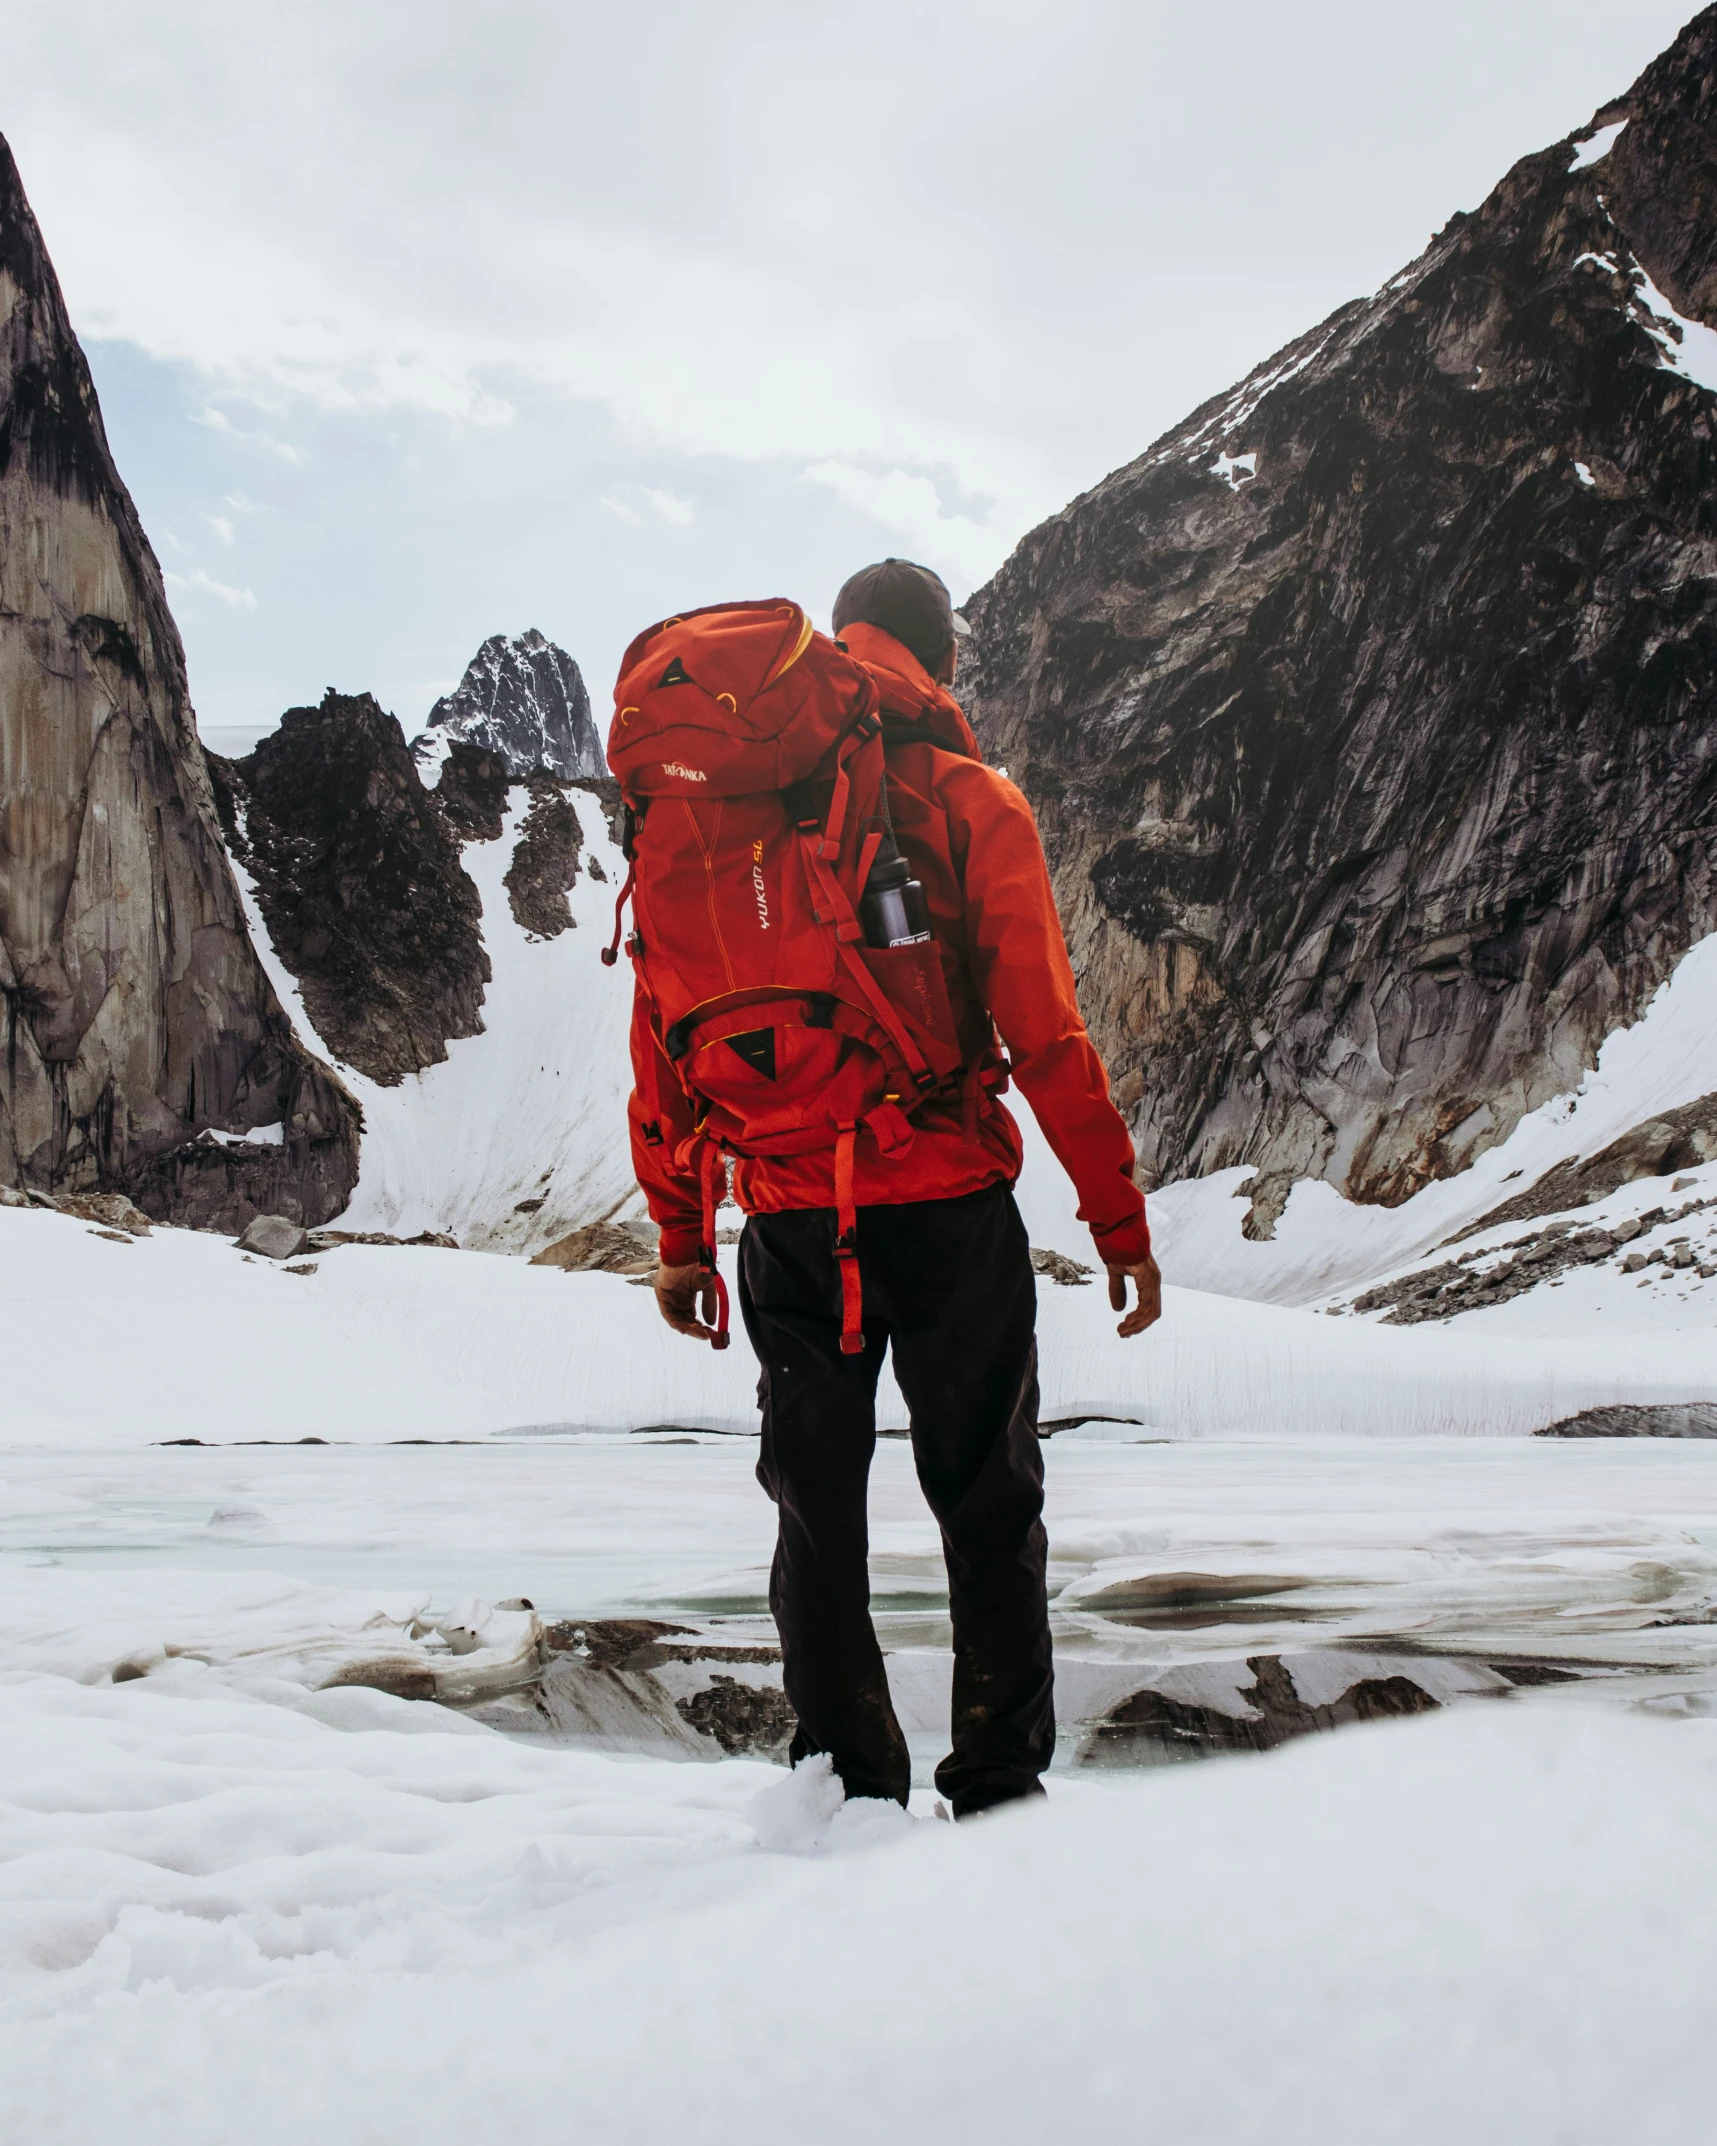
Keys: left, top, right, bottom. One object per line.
{"left": 605, "top": 559, "right": 1160, "bottom": 1817}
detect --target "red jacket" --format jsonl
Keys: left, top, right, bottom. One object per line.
{"left": 629, "top": 621, "right": 1151, "bottom": 1269}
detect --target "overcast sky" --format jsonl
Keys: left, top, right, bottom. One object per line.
{"left": 2, "top": 0, "right": 1700, "bottom": 740}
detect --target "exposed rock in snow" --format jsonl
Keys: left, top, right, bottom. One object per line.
{"left": 1538, "top": 1402, "right": 1717, "bottom": 1438}
{"left": 503, "top": 778, "right": 590, "bottom": 940}
{"left": 470, "top": 1617, "right": 796, "bottom": 1760}
{"left": 0, "top": 134, "right": 359, "bottom": 1230}
{"left": 531, "top": 1220, "right": 656, "bottom": 1274}
{"left": 213, "top": 693, "right": 492, "bottom": 1087}
{"left": 415, "top": 629, "right": 604, "bottom": 783}
{"left": 1078, "top": 1650, "right": 1491, "bottom": 1765}
{"left": 960, "top": 11, "right": 1717, "bottom": 1241}
{"left": 1459, "top": 1089, "right": 1717, "bottom": 1236}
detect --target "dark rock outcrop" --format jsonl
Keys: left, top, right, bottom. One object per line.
{"left": 504, "top": 779, "right": 584, "bottom": 939}
{"left": 215, "top": 693, "right": 491, "bottom": 1087}
{"left": 1537, "top": 1402, "right": 1717, "bottom": 1437}
{"left": 434, "top": 741, "right": 511, "bottom": 844}
{"left": 960, "top": 11, "right": 1717, "bottom": 1236}
{"left": 0, "top": 133, "right": 359, "bottom": 1228}
{"left": 416, "top": 629, "right": 603, "bottom": 782}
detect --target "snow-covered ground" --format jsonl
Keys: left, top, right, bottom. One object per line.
{"left": 15, "top": 927, "right": 1717, "bottom": 1450}
{"left": 3, "top": 1434, "right": 1715, "bottom": 2141}
{"left": 10, "top": 705, "right": 1715, "bottom": 2133}
{"left": 1, "top": 1690, "right": 1712, "bottom": 2145}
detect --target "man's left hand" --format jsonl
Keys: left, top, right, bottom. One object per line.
{"left": 1107, "top": 1253, "right": 1163, "bottom": 1339}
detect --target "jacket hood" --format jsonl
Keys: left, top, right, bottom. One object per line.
{"left": 837, "top": 621, "right": 980, "bottom": 759}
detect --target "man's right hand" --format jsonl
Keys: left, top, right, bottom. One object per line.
{"left": 1107, "top": 1253, "right": 1163, "bottom": 1339}
{"left": 654, "top": 1260, "right": 723, "bottom": 1344}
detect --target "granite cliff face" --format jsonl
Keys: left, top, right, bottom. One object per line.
{"left": 0, "top": 135, "right": 359, "bottom": 1229}
{"left": 961, "top": 9, "right": 1717, "bottom": 1234}
{"left": 415, "top": 629, "right": 603, "bottom": 783}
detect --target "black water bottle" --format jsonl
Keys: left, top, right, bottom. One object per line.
{"left": 860, "top": 824, "right": 933, "bottom": 948}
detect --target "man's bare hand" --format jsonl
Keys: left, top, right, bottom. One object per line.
{"left": 654, "top": 1260, "right": 723, "bottom": 1344}
{"left": 1107, "top": 1253, "right": 1163, "bottom": 1339}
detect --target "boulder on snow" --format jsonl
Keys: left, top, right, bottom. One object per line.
{"left": 237, "top": 1214, "right": 310, "bottom": 1261}
{"left": 531, "top": 1221, "right": 657, "bottom": 1275}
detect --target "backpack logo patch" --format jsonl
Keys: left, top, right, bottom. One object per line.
{"left": 750, "top": 839, "right": 770, "bottom": 931}
{"left": 662, "top": 761, "right": 707, "bottom": 782}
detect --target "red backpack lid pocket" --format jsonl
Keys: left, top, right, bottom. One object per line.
{"left": 608, "top": 600, "right": 875, "bottom": 797}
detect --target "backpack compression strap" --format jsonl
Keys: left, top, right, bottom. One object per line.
{"left": 697, "top": 1135, "right": 731, "bottom": 1350}
{"left": 833, "top": 1124, "right": 863, "bottom": 1355}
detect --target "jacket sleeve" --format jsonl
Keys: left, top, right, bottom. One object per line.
{"left": 628, "top": 981, "right": 705, "bottom": 1265}
{"left": 945, "top": 762, "right": 1152, "bottom": 1266}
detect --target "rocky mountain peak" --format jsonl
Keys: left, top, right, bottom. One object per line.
{"left": 415, "top": 629, "right": 603, "bottom": 784}
{"left": 960, "top": 6, "right": 1717, "bottom": 1238}
{"left": 0, "top": 132, "right": 359, "bottom": 1229}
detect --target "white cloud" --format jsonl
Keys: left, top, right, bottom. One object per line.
{"left": 6, "top": 0, "right": 1695, "bottom": 556}
{"left": 802, "top": 462, "right": 1005, "bottom": 595}
{"left": 598, "top": 494, "right": 640, "bottom": 525}
{"left": 207, "top": 514, "right": 235, "bottom": 544}
{"left": 165, "top": 568, "right": 257, "bottom": 611}
{"left": 195, "top": 406, "right": 304, "bottom": 463}
{"left": 640, "top": 487, "right": 695, "bottom": 526}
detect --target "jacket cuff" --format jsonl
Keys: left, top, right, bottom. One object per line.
{"left": 656, "top": 1221, "right": 705, "bottom": 1268}
{"left": 1089, "top": 1212, "right": 1152, "bottom": 1268}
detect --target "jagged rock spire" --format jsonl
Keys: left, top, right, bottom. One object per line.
{"left": 416, "top": 629, "right": 604, "bottom": 783}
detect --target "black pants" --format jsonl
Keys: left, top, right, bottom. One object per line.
{"left": 739, "top": 1183, "right": 1053, "bottom": 1815}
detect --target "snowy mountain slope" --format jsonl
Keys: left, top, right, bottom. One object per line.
{"left": 1082, "top": 927, "right": 1717, "bottom": 1313}
{"left": 230, "top": 788, "right": 639, "bottom": 1254}
{"left": 225, "top": 709, "right": 1717, "bottom": 1348}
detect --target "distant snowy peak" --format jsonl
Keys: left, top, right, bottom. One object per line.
{"left": 416, "top": 630, "right": 604, "bottom": 784}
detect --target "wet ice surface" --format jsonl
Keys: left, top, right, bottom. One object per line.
{"left": 5, "top": 1435, "right": 1716, "bottom": 1761}
{"left": 5, "top": 1436, "right": 1716, "bottom": 2138}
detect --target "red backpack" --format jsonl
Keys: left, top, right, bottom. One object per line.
{"left": 603, "top": 599, "right": 967, "bottom": 1352}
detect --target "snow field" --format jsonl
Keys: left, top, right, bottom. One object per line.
{"left": 8, "top": 1196, "right": 1717, "bottom": 1444}
{"left": 0, "top": 1692, "right": 1712, "bottom": 2144}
